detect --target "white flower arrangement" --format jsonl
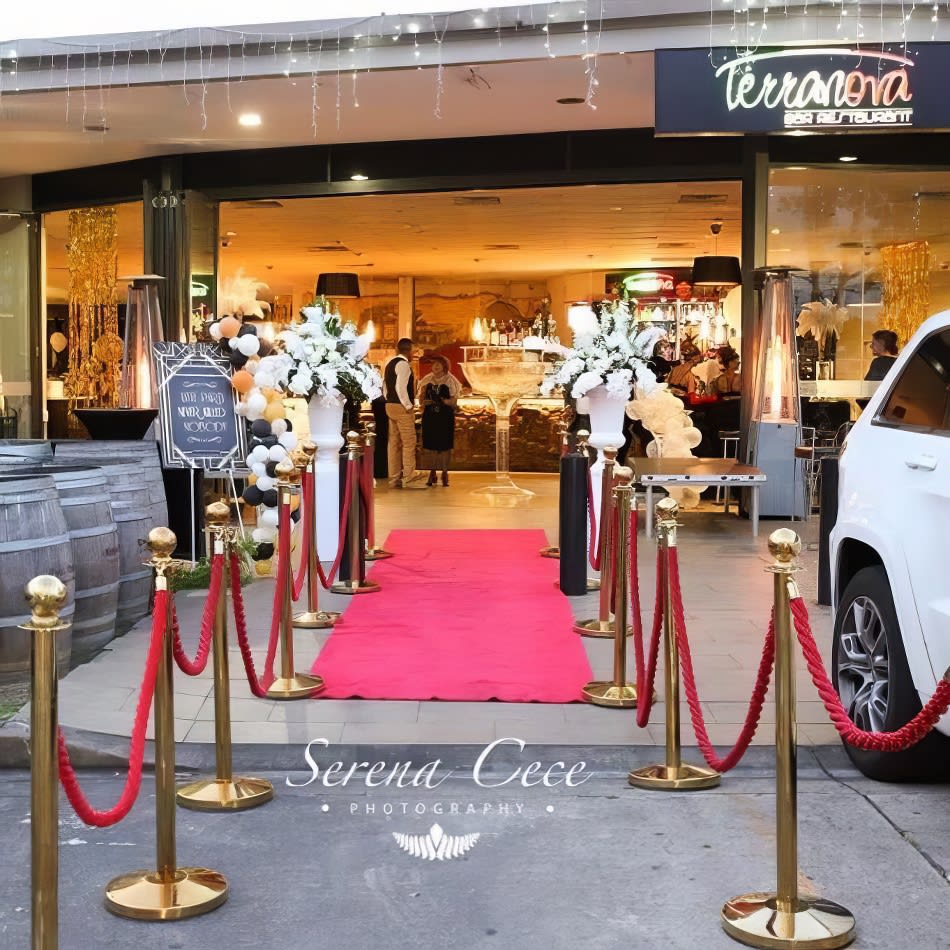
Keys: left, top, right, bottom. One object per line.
{"left": 252, "top": 299, "right": 382, "bottom": 406}
{"left": 540, "top": 299, "right": 662, "bottom": 400}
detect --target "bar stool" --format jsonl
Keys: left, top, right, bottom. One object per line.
{"left": 717, "top": 430, "right": 740, "bottom": 510}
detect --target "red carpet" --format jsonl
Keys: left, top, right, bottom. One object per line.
{"left": 312, "top": 529, "right": 593, "bottom": 701}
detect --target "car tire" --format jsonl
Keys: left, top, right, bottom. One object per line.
{"left": 831, "top": 565, "right": 950, "bottom": 782}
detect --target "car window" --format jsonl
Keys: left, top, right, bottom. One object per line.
{"left": 878, "top": 328, "right": 950, "bottom": 432}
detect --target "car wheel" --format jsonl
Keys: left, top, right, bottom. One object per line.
{"left": 832, "top": 565, "right": 950, "bottom": 782}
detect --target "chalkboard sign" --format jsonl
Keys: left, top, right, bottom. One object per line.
{"left": 153, "top": 342, "right": 247, "bottom": 470}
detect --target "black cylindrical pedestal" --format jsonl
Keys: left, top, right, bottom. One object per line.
{"left": 371, "top": 397, "right": 389, "bottom": 479}
{"left": 338, "top": 452, "right": 366, "bottom": 583}
{"left": 559, "top": 452, "right": 588, "bottom": 596}
{"left": 817, "top": 455, "right": 839, "bottom": 606}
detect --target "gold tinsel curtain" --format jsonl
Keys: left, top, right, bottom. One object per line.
{"left": 64, "top": 207, "right": 122, "bottom": 406}
{"left": 880, "top": 241, "right": 931, "bottom": 349}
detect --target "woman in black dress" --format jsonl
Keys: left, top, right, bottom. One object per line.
{"left": 419, "top": 356, "right": 461, "bottom": 486}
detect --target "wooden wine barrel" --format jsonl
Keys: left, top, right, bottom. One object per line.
{"left": 53, "top": 439, "right": 168, "bottom": 530}
{"left": 0, "top": 475, "right": 74, "bottom": 681}
{"left": 0, "top": 439, "right": 53, "bottom": 463}
{"left": 30, "top": 466, "right": 120, "bottom": 657}
{"left": 112, "top": 503, "right": 153, "bottom": 636}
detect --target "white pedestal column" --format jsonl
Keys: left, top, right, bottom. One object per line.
{"left": 307, "top": 397, "right": 345, "bottom": 560}
{"left": 584, "top": 385, "right": 628, "bottom": 543}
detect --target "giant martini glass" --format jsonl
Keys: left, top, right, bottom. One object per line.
{"left": 462, "top": 352, "right": 547, "bottom": 497}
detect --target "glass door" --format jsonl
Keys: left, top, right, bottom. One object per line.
{"left": 0, "top": 215, "right": 36, "bottom": 437}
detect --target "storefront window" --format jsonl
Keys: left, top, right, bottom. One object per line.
{"left": 767, "top": 166, "right": 950, "bottom": 395}
{"left": 0, "top": 217, "right": 32, "bottom": 437}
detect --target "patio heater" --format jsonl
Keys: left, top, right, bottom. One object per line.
{"left": 747, "top": 269, "right": 806, "bottom": 519}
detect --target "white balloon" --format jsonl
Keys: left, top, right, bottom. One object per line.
{"left": 253, "top": 371, "right": 275, "bottom": 391}
{"left": 268, "top": 445, "right": 288, "bottom": 462}
{"left": 251, "top": 444, "right": 270, "bottom": 463}
{"left": 245, "top": 358, "right": 261, "bottom": 375}
{"left": 271, "top": 418, "right": 288, "bottom": 437}
{"left": 228, "top": 336, "right": 241, "bottom": 350}
{"left": 235, "top": 401, "right": 248, "bottom": 417}
{"left": 256, "top": 475, "right": 275, "bottom": 492}
{"left": 209, "top": 322, "right": 222, "bottom": 341}
{"left": 246, "top": 392, "right": 267, "bottom": 415}
{"left": 251, "top": 462, "right": 268, "bottom": 477}
{"left": 251, "top": 527, "right": 269, "bottom": 543}
{"left": 278, "top": 432, "right": 298, "bottom": 451}
{"left": 259, "top": 508, "right": 279, "bottom": 528}
{"left": 258, "top": 525, "right": 278, "bottom": 540}
{"left": 244, "top": 455, "right": 257, "bottom": 470}
{"left": 237, "top": 334, "right": 261, "bottom": 357}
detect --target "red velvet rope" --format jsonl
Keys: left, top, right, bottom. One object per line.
{"left": 171, "top": 552, "right": 224, "bottom": 676}
{"left": 633, "top": 545, "right": 666, "bottom": 729}
{"left": 312, "top": 458, "right": 356, "bottom": 589}
{"left": 293, "top": 472, "right": 312, "bottom": 601}
{"left": 57, "top": 589, "right": 169, "bottom": 827}
{"left": 228, "top": 551, "right": 269, "bottom": 698}
{"left": 790, "top": 597, "right": 950, "bottom": 752}
{"left": 361, "top": 445, "right": 376, "bottom": 550}
{"left": 262, "top": 503, "right": 293, "bottom": 688}
{"left": 670, "top": 548, "right": 775, "bottom": 772}
{"left": 587, "top": 468, "right": 602, "bottom": 571}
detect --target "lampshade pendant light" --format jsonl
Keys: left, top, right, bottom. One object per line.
{"left": 692, "top": 222, "right": 741, "bottom": 291}
{"left": 316, "top": 273, "right": 361, "bottom": 298}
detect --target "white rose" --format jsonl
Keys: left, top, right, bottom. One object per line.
{"left": 288, "top": 372, "right": 313, "bottom": 396}
{"left": 571, "top": 371, "right": 604, "bottom": 398}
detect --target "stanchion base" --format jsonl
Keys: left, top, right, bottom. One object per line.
{"left": 587, "top": 577, "right": 601, "bottom": 592}
{"left": 628, "top": 762, "right": 721, "bottom": 791}
{"left": 266, "top": 672, "right": 325, "bottom": 699}
{"left": 582, "top": 681, "right": 638, "bottom": 708}
{"left": 572, "top": 617, "right": 634, "bottom": 638}
{"left": 330, "top": 579, "right": 381, "bottom": 595}
{"left": 539, "top": 546, "right": 560, "bottom": 559}
{"left": 292, "top": 609, "right": 341, "bottom": 629}
{"left": 105, "top": 867, "right": 228, "bottom": 921}
{"left": 721, "top": 893, "right": 855, "bottom": 950}
{"left": 365, "top": 548, "right": 393, "bottom": 561}
{"left": 176, "top": 776, "right": 275, "bottom": 811}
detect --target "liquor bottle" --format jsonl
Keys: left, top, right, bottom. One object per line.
{"left": 498, "top": 321, "right": 508, "bottom": 346}
{"left": 508, "top": 320, "right": 516, "bottom": 344}
{"left": 489, "top": 319, "right": 499, "bottom": 345}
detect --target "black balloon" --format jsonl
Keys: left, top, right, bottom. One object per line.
{"left": 283, "top": 419, "right": 293, "bottom": 432}
{"left": 262, "top": 489, "right": 279, "bottom": 508}
{"left": 265, "top": 461, "right": 279, "bottom": 477}
{"left": 250, "top": 419, "right": 272, "bottom": 439}
{"left": 253, "top": 542, "right": 275, "bottom": 561}
{"left": 257, "top": 340, "right": 272, "bottom": 357}
{"left": 237, "top": 323, "right": 258, "bottom": 336}
{"left": 261, "top": 436, "right": 278, "bottom": 448}
{"left": 230, "top": 351, "right": 249, "bottom": 368}
{"left": 242, "top": 485, "right": 264, "bottom": 507}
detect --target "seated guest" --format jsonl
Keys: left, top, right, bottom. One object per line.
{"left": 649, "top": 338, "right": 676, "bottom": 383}
{"left": 716, "top": 346, "right": 741, "bottom": 396}
{"left": 864, "top": 329, "right": 899, "bottom": 381}
{"left": 666, "top": 343, "right": 702, "bottom": 397}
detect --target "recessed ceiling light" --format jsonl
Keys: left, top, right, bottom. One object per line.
{"left": 224, "top": 231, "right": 238, "bottom": 237}
{"left": 770, "top": 228, "right": 781, "bottom": 235}
{"left": 350, "top": 173, "right": 369, "bottom": 181}
{"left": 839, "top": 155, "right": 858, "bottom": 162}
{"left": 556, "top": 97, "right": 586, "bottom": 105}
{"left": 238, "top": 113, "right": 262, "bottom": 127}
{"left": 784, "top": 166, "right": 808, "bottom": 171}
{"left": 610, "top": 206, "right": 624, "bottom": 211}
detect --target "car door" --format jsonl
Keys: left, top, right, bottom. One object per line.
{"left": 871, "top": 325, "right": 950, "bottom": 689}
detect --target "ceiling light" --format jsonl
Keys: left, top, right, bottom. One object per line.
{"left": 224, "top": 231, "right": 238, "bottom": 237}
{"left": 610, "top": 206, "right": 624, "bottom": 211}
{"left": 350, "top": 173, "right": 368, "bottom": 181}
{"left": 786, "top": 130, "right": 814, "bottom": 137}
{"left": 556, "top": 97, "right": 585, "bottom": 105}
{"left": 784, "top": 166, "right": 808, "bottom": 171}
{"left": 238, "top": 113, "right": 262, "bottom": 127}
{"left": 839, "top": 155, "right": 858, "bottom": 162}
{"left": 770, "top": 228, "right": 781, "bottom": 235}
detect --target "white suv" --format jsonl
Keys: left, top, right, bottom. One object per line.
{"left": 830, "top": 310, "right": 950, "bottom": 781}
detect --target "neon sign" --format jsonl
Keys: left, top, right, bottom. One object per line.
{"left": 714, "top": 48, "right": 914, "bottom": 129}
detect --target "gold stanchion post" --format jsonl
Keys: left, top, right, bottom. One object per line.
{"left": 106, "top": 528, "right": 229, "bottom": 920}
{"left": 363, "top": 422, "right": 393, "bottom": 560}
{"left": 332, "top": 431, "right": 381, "bottom": 595}
{"left": 721, "top": 529, "right": 855, "bottom": 949}
{"left": 293, "top": 442, "right": 341, "bottom": 629}
{"left": 24, "top": 575, "right": 68, "bottom": 950}
{"left": 177, "top": 503, "right": 274, "bottom": 811}
{"left": 582, "top": 466, "right": 638, "bottom": 708}
{"left": 266, "top": 461, "right": 326, "bottom": 699}
{"left": 540, "top": 424, "right": 570, "bottom": 559}
{"left": 628, "top": 498, "right": 720, "bottom": 790}
{"left": 575, "top": 445, "right": 624, "bottom": 637}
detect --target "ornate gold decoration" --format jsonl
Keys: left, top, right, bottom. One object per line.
{"left": 64, "top": 207, "right": 121, "bottom": 406}
{"left": 881, "top": 240, "right": 931, "bottom": 348}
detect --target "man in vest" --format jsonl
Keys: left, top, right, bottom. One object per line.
{"left": 384, "top": 337, "right": 428, "bottom": 489}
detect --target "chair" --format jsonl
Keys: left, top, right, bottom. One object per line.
{"left": 716, "top": 429, "right": 741, "bottom": 510}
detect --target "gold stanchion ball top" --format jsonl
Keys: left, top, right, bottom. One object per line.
{"left": 146, "top": 527, "right": 177, "bottom": 558}
{"left": 205, "top": 501, "right": 231, "bottom": 527}
{"left": 576, "top": 428, "right": 590, "bottom": 440}
{"left": 365, "top": 421, "right": 376, "bottom": 434}
{"left": 768, "top": 528, "right": 802, "bottom": 564}
{"left": 300, "top": 440, "right": 317, "bottom": 459}
{"left": 603, "top": 445, "right": 618, "bottom": 462}
{"left": 275, "top": 458, "right": 300, "bottom": 484}
{"left": 612, "top": 465, "right": 634, "bottom": 487}
{"left": 290, "top": 448, "right": 310, "bottom": 471}
{"left": 24, "top": 575, "right": 67, "bottom": 616}
{"left": 345, "top": 430, "right": 362, "bottom": 449}
{"left": 655, "top": 496, "right": 679, "bottom": 522}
